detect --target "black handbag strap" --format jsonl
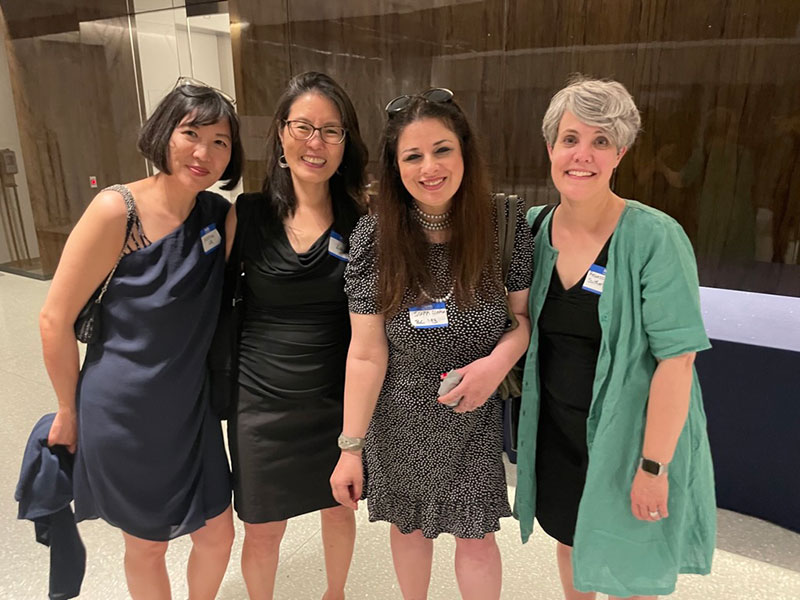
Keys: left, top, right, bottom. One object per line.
{"left": 227, "top": 194, "right": 257, "bottom": 308}
{"left": 494, "top": 193, "right": 519, "bottom": 285}
{"left": 531, "top": 203, "right": 557, "bottom": 238}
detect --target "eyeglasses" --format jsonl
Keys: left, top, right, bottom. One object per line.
{"left": 284, "top": 120, "right": 347, "bottom": 145}
{"left": 384, "top": 88, "right": 454, "bottom": 116}
{"left": 174, "top": 76, "right": 236, "bottom": 106}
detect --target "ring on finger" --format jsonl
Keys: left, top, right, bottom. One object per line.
{"left": 648, "top": 510, "right": 660, "bottom": 518}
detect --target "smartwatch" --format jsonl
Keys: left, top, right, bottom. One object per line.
{"left": 639, "top": 457, "right": 668, "bottom": 476}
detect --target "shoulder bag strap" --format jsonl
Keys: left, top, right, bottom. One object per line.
{"left": 494, "top": 193, "right": 518, "bottom": 284}
{"left": 531, "top": 203, "right": 556, "bottom": 238}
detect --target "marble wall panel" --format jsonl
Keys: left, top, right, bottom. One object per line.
{"left": 226, "top": 0, "right": 800, "bottom": 295}
{"left": 0, "top": 0, "right": 129, "bottom": 39}
{"left": 498, "top": 0, "right": 800, "bottom": 294}
{"left": 3, "top": 0, "right": 796, "bottom": 292}
{"left": 229, "top": 0, "right": 507, "bottom": 189}
{"left": 3, "top": 17, "right": 145, "bottom": 274}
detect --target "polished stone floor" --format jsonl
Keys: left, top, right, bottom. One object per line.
{"left": 1, "top": 271, "right": 799, "bottom": 599}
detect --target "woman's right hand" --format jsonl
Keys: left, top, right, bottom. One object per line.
{"left": 47, "top": 410, "right": 77, "bottom": 454}
{"left": 330, "top": 451, "right": 363, "bottom": 510}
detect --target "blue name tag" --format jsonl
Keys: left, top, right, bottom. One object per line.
{"left": 328, "top": 231, "right": 349, "bottom": 262}
{"left": 200, "top": 224, "right": 221, "bottom": 254}
{"left": 582, "top": 264, "right": 606, "bottom": 295}
{"left": 408, "top": 302, "right": 448, "bottom": 329}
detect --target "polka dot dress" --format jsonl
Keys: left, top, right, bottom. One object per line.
{"left": 344, "top": 203, "right": 532, "bottom": 539}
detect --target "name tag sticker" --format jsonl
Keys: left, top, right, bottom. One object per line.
{"left": 200, "top": 224, "right": 221, "bottom": 254}
{"left": 582, "top": 264, "right": 606, "bottom": 295}
{"left": 408, "top": 302, "right": 448, "bottom": 329}
{"left": 328, "top": 231, "right": 349, "bottom": 262}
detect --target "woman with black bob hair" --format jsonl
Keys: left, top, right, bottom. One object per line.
{"left": 40, "top": 79, "right": 243, "bottom": 599}
{"left": 225, "top": 71, "right": 367, "bottom": 599}
{"left": 330, "top": 90, "right": 532, "bottom": 599}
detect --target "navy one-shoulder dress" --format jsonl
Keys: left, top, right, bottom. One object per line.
{"left": 73, "top": 188, "right": 231, "bottom": 541}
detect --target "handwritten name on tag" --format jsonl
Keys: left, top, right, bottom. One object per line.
{"left": 582, "top": 264, "right": 606, "bottom": 295}
{"left": 408, "top": 302, "right": 448, "bottom": 329}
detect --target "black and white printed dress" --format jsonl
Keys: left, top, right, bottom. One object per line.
{"left": 344, "top": 205, "right": 532, "bottom": 539}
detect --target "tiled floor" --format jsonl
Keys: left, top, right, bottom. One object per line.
{"left": 2, "top": 270, "right": 799, "bottom": 599}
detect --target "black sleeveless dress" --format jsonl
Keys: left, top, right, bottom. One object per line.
{"left": 228, "top": 193, "right": 359, "bottom": 523}
{"left": 73, "top": 187, "right": 232, "bottom": 541}
{"left": 535, "top": 223, "right": 612, "bottom": 546}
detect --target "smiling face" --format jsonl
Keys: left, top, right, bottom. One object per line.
{"left": 396, "top": 117, "right": 464, "bottom": 214}
{"left": 548, "top": 110, "right": 626, "bottom": 203}
{"left": 279, "top": 91, "right": 345, "bottom": 187}
{"left": 167, "top": 113, "right": 232, "bottom": 192}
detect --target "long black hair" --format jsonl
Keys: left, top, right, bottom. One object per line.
{"left": 261, "top": 72, "right": 368, "bottom": 228}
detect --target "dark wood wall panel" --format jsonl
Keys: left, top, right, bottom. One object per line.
{"left": 3, "top": 14, "right": 146, "bottom": 274}
{"left": 230, "top": 0, "right": 800, "bottom": 296}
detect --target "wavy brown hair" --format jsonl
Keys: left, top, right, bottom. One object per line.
{"left": 375, "top": 96, "right": 499, "bottom": 316}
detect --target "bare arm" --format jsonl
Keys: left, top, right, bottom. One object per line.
{"left": 330, "top": 312, "right": 388, "bottom": 509}
{"left": 630, "top": 352, "right": 695, "bottom": 521}
{"left": 224, "top": 202, "right": 236, "bottom": 261}
{"left": 40, "top": 190, "right": 128, "bottom": 451}
{"left": 643, "top": 353, "right": 695, "bottom": 463}
{"left": 341, "top": 313, "right": 389, "bottom": 437}
{"left": 438, "top": 288, "right": 531, "bottom": 413}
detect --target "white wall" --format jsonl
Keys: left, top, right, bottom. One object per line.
{"left": 0, "top": 25, "right": 40, "bottom": 263}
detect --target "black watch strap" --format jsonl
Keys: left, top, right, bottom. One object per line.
{"left": 639, "top": 457, "right": 668, "bottom": 476}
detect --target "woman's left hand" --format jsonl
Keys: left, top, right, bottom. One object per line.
{"left": 630, "top": 469, "right": 669, "bottom": 522}
{"left": 437, "top": 355, "right": 505, "bottom": 414}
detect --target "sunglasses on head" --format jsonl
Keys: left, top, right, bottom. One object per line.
{"left": 384, "top": 88, "right": 454, "bottom": 116}
{"left": 173, "top": 76, "right": 236, "bottom": 107}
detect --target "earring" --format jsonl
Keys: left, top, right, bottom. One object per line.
{"left": 278, "top": 154, "right": 289, "bottom": 169}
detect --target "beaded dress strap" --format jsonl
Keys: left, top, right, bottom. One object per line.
{"left": 103, "top": 184, "right": 151, "bottom": 254}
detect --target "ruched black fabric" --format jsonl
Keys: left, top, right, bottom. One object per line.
{"left": 73, "top": 190, "right": 232, "bottom": 541}
{"left": 229, "top": 193, "right": 357, "bottom": 523}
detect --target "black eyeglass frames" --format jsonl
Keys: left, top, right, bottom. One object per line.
{"left": 284, "top": 120, "right": 347, "bottom": 145}
{"left": 384, "top": 88, "right": 454, "bottom": 116}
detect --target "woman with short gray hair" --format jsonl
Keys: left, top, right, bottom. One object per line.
{"left": 513, "top": 75, "right": 716, "bottom": 599}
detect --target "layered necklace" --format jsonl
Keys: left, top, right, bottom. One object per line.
{"left": 411, "top": 204, "right": 452, "bottom": 231}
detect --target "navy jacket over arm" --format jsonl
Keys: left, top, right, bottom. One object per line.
{"left": 15, "top": 413, "right": 86, "bottom": 600}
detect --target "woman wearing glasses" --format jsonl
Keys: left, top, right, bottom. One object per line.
{"left": 40, "top": 81, "right": 243, "bottom": 599}
{"left": 225, "top": 72, "right": 368, "bottom": 599}
{"left": 330, "top": 89, "right": 532, "bottom": 599}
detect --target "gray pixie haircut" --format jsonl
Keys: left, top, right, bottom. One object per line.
{"left": 542, "top": 75, "right": 641, "bottom": 150}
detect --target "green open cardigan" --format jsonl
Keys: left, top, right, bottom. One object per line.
{"left": 513, "top": 200, "right": 716, "bottom": 597}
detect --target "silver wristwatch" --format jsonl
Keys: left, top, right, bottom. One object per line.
{"left": 338, "top": 434, "right": 365, "bottom": 452}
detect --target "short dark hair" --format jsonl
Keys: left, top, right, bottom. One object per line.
{"left": 262, "top": 71, "right": 368, "bottom": 219}
{"left": 375, "top": 95, "right": 497, "bottom": 316}
{"left": 137, "top": 85, "right": 243, "bottom": 190}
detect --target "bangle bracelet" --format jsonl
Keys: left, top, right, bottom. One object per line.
{"left": 338, "top": 434, "right": 365, "bottom": 452}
